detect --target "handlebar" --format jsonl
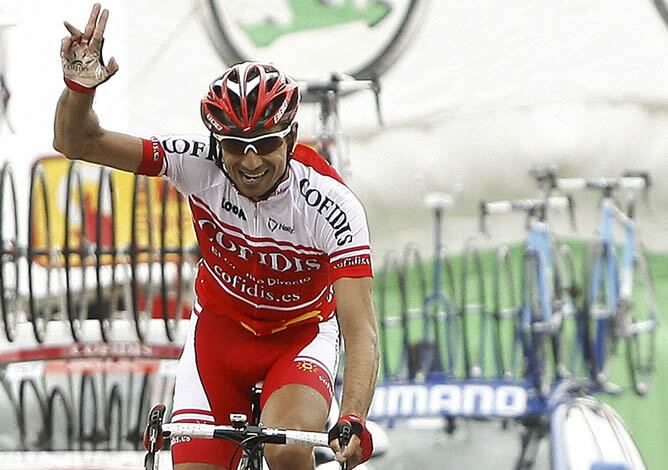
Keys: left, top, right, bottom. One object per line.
{"left": 479, "top": 195, "right": 576, "bottom": 235}
{"left": 143, "top": 403, "right": 332, "bottom": 470}
{"left": 299, "top": 73, "right": 383, "bottom": 127}
{"left": 528, "top": 167, "right": 651, "bottom": 219}
{"left": 528, "top": 166, "right": 650, "bottom": 192}
{"left": 555, "top": 176, "right": 647, "bottom": 192}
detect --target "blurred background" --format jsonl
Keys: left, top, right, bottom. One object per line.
{"left": 2, "top": 0, "right": 667, "bottom": 253}
{"left": 0, "top": 0, "right": 667, "bottom": 468}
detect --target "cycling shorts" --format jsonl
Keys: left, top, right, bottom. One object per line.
{"left": 170, "top": 300, "right": 339, "bottom": 467}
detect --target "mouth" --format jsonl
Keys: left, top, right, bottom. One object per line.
{"left": 239, "top": 169, "right": 269, "bottom": 185}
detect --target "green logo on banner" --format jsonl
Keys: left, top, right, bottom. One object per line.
{"left": 242, "top": 0, "right": 392, "bottom": 47}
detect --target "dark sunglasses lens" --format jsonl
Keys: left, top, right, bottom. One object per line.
{"left": 220, "top": 139, "right": 246, "bottom": 154}
{"left": 220, "top": 136, "right": 285, "bottom": 155}
{"left": 254, "top": 136, "right": 284, "bottom": 154}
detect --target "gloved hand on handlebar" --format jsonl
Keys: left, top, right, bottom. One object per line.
{"left": 328, "top": 414, "right": 374, "bottom": 468}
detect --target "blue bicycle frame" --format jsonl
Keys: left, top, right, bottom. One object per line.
{"left": 421, "top": 193, "right": 458, "bottom": 378}
{"left": 522, "top": 218, "right": 557, "bottom": 389}
{"left": 588, "top": 198, "right": 636, "bottom": 376}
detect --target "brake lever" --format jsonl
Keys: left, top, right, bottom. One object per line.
{"left": 338, "top": 422, "right": 352, "bottom": 470}
{"left": 621, "top": 170, "right": 651, "bottom": 209}
{"left": 566, "top": 194, "right": 577, "bottom": 232}
{"left": 479, "top": 201, "right": 490, "bottom": 237}
{"left": 143, "top": 404, "right": 166, "bottom": 470}
{"left": 371, "top": 75, "right": 384, "bottom": 127}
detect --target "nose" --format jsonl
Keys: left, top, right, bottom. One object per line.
{"left": 241, "top": 151, "right": 263, "bottom": 171}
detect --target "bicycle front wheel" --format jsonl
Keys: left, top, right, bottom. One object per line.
{"left": 625, "top": 245, "right": 658, "bottom": 396}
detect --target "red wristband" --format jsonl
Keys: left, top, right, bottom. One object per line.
{"left": 64, "top": 77, "right": 95, "bottom": 95}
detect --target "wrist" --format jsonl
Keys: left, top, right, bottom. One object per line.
{"left": 340, "top": 413, "right": 365, "bottom": 424}
{"left": 64, "top": 77, "right": 95, "bottom": 95}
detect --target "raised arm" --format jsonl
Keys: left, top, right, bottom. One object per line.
{"left": 53, "top": 3, "right": 142, "bottom": 173}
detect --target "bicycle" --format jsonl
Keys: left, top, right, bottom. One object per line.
{"left": 553, "top": 174, "right": 658, "bottom": 395}
{"left": 528, "top": 165, "right": 590, "bottom": 381}
{"left": 480, "top": 196, "right": 577, "bottom": 397}
{"left": 380, "top": 193, "right": 458, "bottom": 383}
{"left": 143, "top": 391, "right": 354, "bottom": 470}
{"left": 299, "top": 73, "right": 382, "bottom": 179}
{"left": 419, "top": 193, "right": 458, "bottom": 380}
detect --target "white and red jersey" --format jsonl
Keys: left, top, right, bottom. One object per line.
{"left": 138, "top": 137, "right": 373, "bottom": 336}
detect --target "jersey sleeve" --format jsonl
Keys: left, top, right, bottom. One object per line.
{"left": 136, "top": 135, "right": 221, "bottom": 195}
{"left": 319, "top": 188, "right": 373, "bottom": 281}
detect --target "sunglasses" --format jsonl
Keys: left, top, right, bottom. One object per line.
{"left": 214, "top": 126, "right": 293, "bottom": 155}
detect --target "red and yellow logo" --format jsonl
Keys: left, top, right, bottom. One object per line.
{"left": 296, "top": 361, "right": 319, "bottom": 374}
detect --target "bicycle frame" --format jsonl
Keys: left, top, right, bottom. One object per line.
{"left": 422, "top": 194, "right": 457, "bottom": 378}
{"left": 521, "top": 214, "right": 561, "bottom": 396}
{"left": 524, "top": 219, "right": 556, "bottom": 338}
{"left": 588, "top": 198, "right": 637, "bottom": 375}
{"left": 300, "top": 74, "right": 382, "bottom": 179}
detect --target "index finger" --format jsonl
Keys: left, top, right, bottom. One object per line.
{"left": 339, "top": 435, "right": 361, "bottom": 460}
{"left": 92, "top": 8, "right": 109, "bottom": 41}
{"left": 64, "top": 21, "right": 83, "bottom": 39}
{"left": 83, "top": 3, "right": 101, "bottom": 42}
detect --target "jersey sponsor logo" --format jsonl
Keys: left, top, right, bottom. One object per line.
{"left": 319, "top": 373, "right": 334, "bottom": 397}
{"left": 197, "top": 218, "right": 322, "bottom": 274}
{"left": 267, "top": 217, "right": 294, "bottom": 234}
{"left": 211, "top": 266, "right": 302, "bottom": 303}
{"left": 296, "top": 361, "right": 319, "bottom": 373}
{"left": 332, "top": 255, "right": 370, "bottom": 270}
{"left": 368, "top": 383, "right": 529, "bottom": 419}
{"left": 170, "top": 435, "right": 192, "bottom": 445}
{"left": 222, "top": 197, "right": 248, "bottom": 221}
{"left": 298, "top": 178, "right": 353, "bottom": 246}
{"left": 150, "top": 138, "right": 162, "bottom": 162}
{"left": 161, "top": 138, "right": 211, "bottom": 160}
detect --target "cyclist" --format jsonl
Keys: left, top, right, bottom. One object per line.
{"left": 55, "top": 4, "right": 378, "bottom": 470}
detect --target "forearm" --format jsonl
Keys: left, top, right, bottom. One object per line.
{"left": 340, "top": 326, "right": 379, "bottom": 419}
{"left": 53, "top": 87, "right": 101, "bottom": 158}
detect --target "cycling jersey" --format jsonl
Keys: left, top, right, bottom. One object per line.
{"left": 137, "top": 137, "right": 373, "bottom": 336}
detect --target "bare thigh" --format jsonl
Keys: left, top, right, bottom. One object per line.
{"left": 174, "top": 463, "right": 227, "bottom": 470}
{"left": 261, "top": 383, "right": 330, "bottom": 469}
{"left": 261, "top": 383, "right": 329, "bottom": 431}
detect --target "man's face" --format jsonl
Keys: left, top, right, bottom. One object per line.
{"left": 219, "top": 124, "right": 296, "bottom": 200}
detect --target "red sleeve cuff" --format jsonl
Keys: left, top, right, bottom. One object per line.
{"left": 137, "top": 138, "right": 165, "bottom": 176}
{"left": 330, "top": 254, "right": 373, "bottom": 280}
{"left": 64, "top": 78, "right": 95, "bottom": 95}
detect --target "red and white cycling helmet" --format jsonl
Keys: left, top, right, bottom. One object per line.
{"left": 200, "top": 62, "right": 300, "bottom": 135}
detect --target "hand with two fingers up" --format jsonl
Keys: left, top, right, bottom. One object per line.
{"left": 60, "top": 3, "right": 118, "bottom": 94}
